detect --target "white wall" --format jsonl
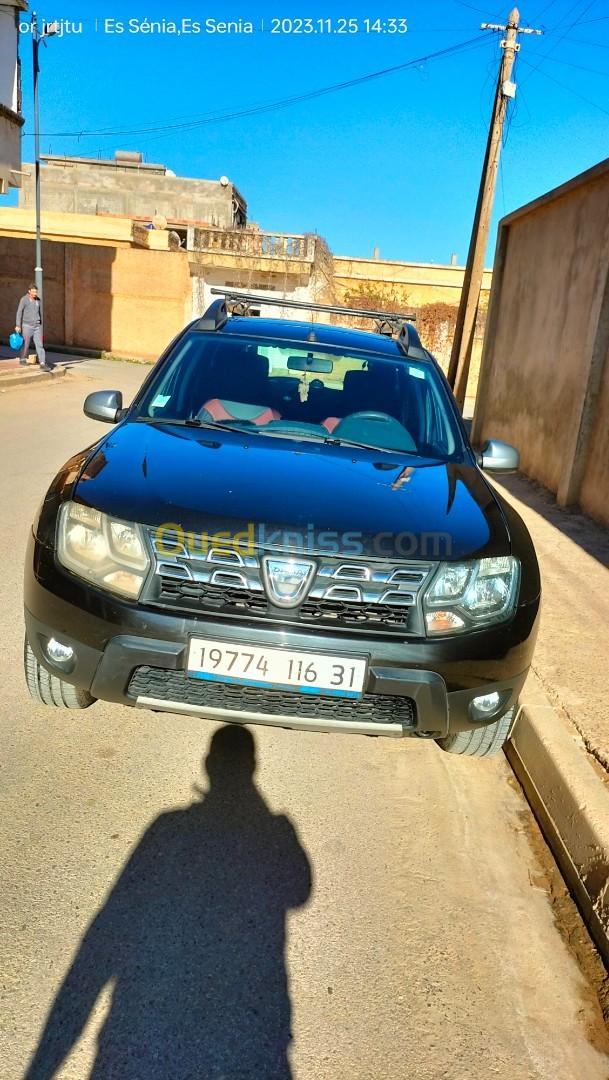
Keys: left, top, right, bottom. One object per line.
{"left": 192, "top": 270, "right": 315, "bottom": 320}
{"left": 0, "top": 6, "right": 19, "bottom": 112}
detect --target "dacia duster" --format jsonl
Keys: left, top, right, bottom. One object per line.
{"left": 24, "top": 292, "right": 540, "bottom": 757}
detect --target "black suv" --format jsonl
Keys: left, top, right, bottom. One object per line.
{"left": 24, "top": 292, "right": 540, "bottom": 757}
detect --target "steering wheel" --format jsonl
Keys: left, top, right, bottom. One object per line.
{"left": 333, "top": 411, "right": 417, "bottom": 452}
{"left": 343, "top": 411, "right": 394, "bottom": 423}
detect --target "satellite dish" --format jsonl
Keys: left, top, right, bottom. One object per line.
{"left": 219, "top": 175, "right": 230, "bottom": 187}
{"left": 152, "top": 214, "right": 168, "bottom": 230}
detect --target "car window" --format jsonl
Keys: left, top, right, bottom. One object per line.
{"left": 133, "top": 331, "right": 462, "bottom": 459}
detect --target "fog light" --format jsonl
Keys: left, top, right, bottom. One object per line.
{"left": 470, "top": 691, "right": 501, "bottom": 720}
{"left": 46, "top": 638, "right": 74, "bottom": 663}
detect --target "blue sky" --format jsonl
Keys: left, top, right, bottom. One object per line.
{"left": 10, "top": 0, "right": 609, "bottom": 264}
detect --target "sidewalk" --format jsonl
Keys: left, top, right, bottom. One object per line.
{"left": 0, "top": 345, "right": 90, "bottom": 388}
{"left": 496, "top": 473, "right": 609, "bottom": 777}
{"left": 495, "top": 472, "right": 609, "bottom": 967}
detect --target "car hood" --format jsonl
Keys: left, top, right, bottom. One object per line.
{"left": 73, "top": 422, "right": 510, "bottom": 561}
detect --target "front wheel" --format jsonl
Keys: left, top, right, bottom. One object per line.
{"left": 436, "top": 706, "right": 517, "bottom": 758}
{"left": 24, "top": 638, "right": 95, "bottom": 709}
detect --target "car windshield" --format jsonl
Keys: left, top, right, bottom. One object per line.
{"left": 133, "top": 330, "right": 464, "bottom": 459}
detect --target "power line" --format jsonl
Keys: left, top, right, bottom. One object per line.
{"left": 521, "top": 0, "right": 598, "bottom": 83}
{"left": 535, "top": 0, "right": 562, "bottom": 17}
{"left": 27, "top": 34, "right": 489, "bottom": 140}
{"left": 542, "top": 53, "right": 609, "bottom": 76}
{"left": 569, "top": 35, "right": 609, "bottom": 47}
{"left": 519, "top": 54, "right": 609, "bottom": 116}
{"left": 123, "top": 35, "right": 493, "bottom": 155}
{"left": 452, "top": 0, "right": 505, "bottom": 17}
{"left": 539, "top": 24, "right": 609, "bottom": 45}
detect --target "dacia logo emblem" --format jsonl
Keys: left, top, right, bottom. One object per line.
{"left": 262, "top": 557, "right": 316, "bottom": 608}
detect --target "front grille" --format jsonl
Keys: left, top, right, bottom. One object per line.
{"left": 144, "top": 530, "right": 434, "bottom": 637}
{"left": 298, "top": 598, "right": 414, "bottom": 627}
{"left": 157, "top": 577, "right": 416, "bottom": 630}
{"left": 159, "top": 579, "right": 268, "bottom": 615}
{"left": 129, "top": 666, "right": 416, "bottom": 728}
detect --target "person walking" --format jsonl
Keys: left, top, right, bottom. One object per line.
{"left": 15, "top": 285, "right": 54, "bottom": 372}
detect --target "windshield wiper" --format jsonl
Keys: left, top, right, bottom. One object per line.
{"left": 135, "top": 416, "right": 428, "bottom": 456}
{"left": 183, "top": 418, "right": 260, "bottom": 436}
{"left": 134, "top": 417, "right": 259, "bottom": 437}
{"left": 255, "top": 427, "right": 420, "bottom": 455}
{"left": 323, "top": 436, "right": 419, "bottom": 456}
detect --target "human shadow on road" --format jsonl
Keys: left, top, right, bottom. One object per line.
{"left": 24, "top": 725, "right": 312, "bottom": 1080}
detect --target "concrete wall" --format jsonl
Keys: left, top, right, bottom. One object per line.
{"left": 472, "top": 158, "right": 609, "bottom": 528}
{"left": 333, "top": 255, "right": 492, "bottom": 385}
{"left": 0, "top": 206, "right": 139, "bottom": 247}
{"left": 0, "top": 4, "right": 21, "bottom": 110}
{"left": 193, "top": 271, "right": 318, "bottom": 321}
{"left": 0, "top": 206, "right": 182, "bottom": 251}
{"left": 333, "top": 255, "right": 493, "bottom": 305}
{"left": 580, "top": 339, "right": 609, "bottom": 521}
{"left": 0, "top": 1, "right": 26, "bottom": 192}
{"left": 0, "top": 235, "right": 192, "bottom": 359}
{"left": 0, "top": 222, "right": 493, "bottom": 399}
{"left": 1, "top": 235, "right": 67, "bottom": 344}
{"left": 19, "top": 158, "right": 245, "bottom": 229}
{"left": 0, "top": 108, "right": 24, "bottom": 192}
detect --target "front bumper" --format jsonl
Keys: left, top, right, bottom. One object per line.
{"left": 24, "top": 536, "right": 537, "bottom": 738}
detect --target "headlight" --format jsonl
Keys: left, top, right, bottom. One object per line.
{"left": 57, "top": 502, "right": 150, "bottom": 599}
{"left": 424, "top": 556, "right": 520, "bottom": 635}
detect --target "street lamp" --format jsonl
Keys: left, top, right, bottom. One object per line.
{"left": 31, "top": 12, "right": 58, "bottom": 329}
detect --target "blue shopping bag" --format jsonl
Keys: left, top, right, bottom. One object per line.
{"left": 9, "top": 331, "right": 23, "bottom": 351}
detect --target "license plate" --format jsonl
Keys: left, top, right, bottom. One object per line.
{"left": 187, "top": 638, "right": 367, "bottom": 698}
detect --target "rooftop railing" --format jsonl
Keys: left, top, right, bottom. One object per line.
{"left": 192, "top": 227, "right": 315, "bottom": 261}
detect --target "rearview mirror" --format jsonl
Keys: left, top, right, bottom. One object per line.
{"left": 478, "top": 439, "right": 519, "bottom": 474}
{"left": 84, "top": 390, "right": 123, "bottom": 424}
{"left": 287, "top": 355, "right": 334, "bottom": 373}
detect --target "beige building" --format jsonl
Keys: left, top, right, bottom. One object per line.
{"left": 333, "top": 255, "right": 492, "bottom": 375}
{"left": 472, "top": 157, "right": 609, "bottom": 528}
{"left": 334, "top": 255, "right": 492, "bottom": 308}
{"left": 0, "top": 0, "right": 27, "bottom": 194}
{"left": 0, "top": 209, "right": 326, "bottom": 360}
{"left": 19, "top": 152, "right": 247, "bottom": 233}
{"left": 0, "top": 206, "right": 489, "bottom": 399}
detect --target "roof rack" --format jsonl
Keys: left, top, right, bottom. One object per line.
{"left": 209, "top": 287, "right": 417, "bottom": 324}
{"left": 194, "top": 288, "right": 427, "bottom": 360}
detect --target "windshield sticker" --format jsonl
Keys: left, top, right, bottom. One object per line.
{"left": 151, "top": 394, "right": 171, "bottom": 407}
{"left": 408, "top": 366, "right": 425, "bottom": 380}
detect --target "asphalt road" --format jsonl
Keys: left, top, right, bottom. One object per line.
{"left": 1, "top": 361, "right": 608, "bottom": 1080}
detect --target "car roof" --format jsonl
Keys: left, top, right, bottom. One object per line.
{"left": 195, "top": 315, "right": 426, "bottom": 359}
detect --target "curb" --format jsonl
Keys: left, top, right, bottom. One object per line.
{"left": 1, "top": 340, "right": 153, "bottom": 364}
{"left": 1, "top": 339, "right": 102, "bottom": 359}
{"left": 506, "top": 670, "right": 609, "bottom": 969}
{"left": 0, "top": 367, "right": 67, "bottom": 390}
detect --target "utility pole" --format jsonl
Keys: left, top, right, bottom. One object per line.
{"left": 447, "top": 8, "right": 542, "bottom": 409}
{"left": 31, "top": 13, "right": 58, "bottom": 331}
{"left": 32, "top": 12, "right": 43, "bottom": 313}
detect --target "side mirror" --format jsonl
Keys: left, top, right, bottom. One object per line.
{"left": 84, "top": 390, "right": 123, "bottom": 424}
{"left": 478, "top": 439, "right": 520, "bottom": 474}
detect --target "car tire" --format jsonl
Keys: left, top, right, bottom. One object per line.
{"left": 436, "top": 706, "right": 517, "bottom": 758}
{"left": 24, "top": 638, "right": 95, "bottom": 710}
